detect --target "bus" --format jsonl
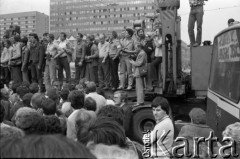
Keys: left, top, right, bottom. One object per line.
{"left": 207, "top": 23, "right": 240, "bottom": 139}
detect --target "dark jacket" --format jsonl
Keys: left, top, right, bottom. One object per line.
{"left": 29, "top": 42, "right": 45, "bottom": 69}
{"left": 86, "top": 42, "right": 99, "bottom": 66}
{"left": 143, "top": 39, "right": 154, "bottom": 63}
{"left": 21, "top": 46, "right": 30, "bottom": 70}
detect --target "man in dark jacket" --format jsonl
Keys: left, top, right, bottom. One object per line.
{"left": 28, "top": 33, "right": 45, "bottom": 92}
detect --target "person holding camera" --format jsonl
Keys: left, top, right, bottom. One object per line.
{"left": 44, "top": 34, "right": 64, "bottom": 91}
{"left": 129, "top": 43, "right": 147, "bottom": 106}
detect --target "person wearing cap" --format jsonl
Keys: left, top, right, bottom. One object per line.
{"left": 119, "top": 28, "right": 137, "bottom": 90}
{"left": 75, "top": 33, "right": 87, "bottom": 83}
{"left": 188, "top": 0, "right": 208, "bottom": 47}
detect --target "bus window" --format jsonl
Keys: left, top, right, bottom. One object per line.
{"left": 209, "top": 29, "right": 240, "bottom": 103}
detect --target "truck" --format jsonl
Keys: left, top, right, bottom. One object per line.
{"left": 121, "top": 0, "right": 239, "bottom": 144}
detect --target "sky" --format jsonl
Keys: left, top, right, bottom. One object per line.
{"left": 0, "top": 0, "right": 240, "bottom": 44}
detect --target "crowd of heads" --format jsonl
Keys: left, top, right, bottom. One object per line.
{"left": 0, "top": 79, "right": 144, "bottom": 158}
{"left": 1, "top": 78, "right": 240, "bottom": 158}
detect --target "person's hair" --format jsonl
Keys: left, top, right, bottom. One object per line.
{"left": 15, "top": 107, "right": 46, "bottom": 135}
{"left": 112, "top": 31, "right": 118, "bottom": 39}
{"left": 46, "top": 88, "right": 59, "bottom": 103}
{"left": 77, "top": 117, "right": 127, "bottom": 148}
{"left": 96, "top": 88, "right": 105, "bottom": 97}
{"left": 88, "top": 143, "right": 138, "bottom": 159}
{"left": 78, "top": 33, "right": 83, "bottom": 38}
{"left": 21, "top": 81, "right": 30, "bottom": 88}
{"left": 29, "top": 82, "right": 39, "bottom": 94}
{"left": 12, "top": 82, "right": 21, "bottom": 93}
{"left": 0, "top": 102, "right": 5, "bottom": 123}
{"left": 125, "top": 28, "right": 134, "bottom": 37}
{"left": 228, "top": 18, "right": 235, "bottom": 25}
{"left": 22, "top": 93, "right": 33, "bottom": 107}
{"left": 60, "top": 88, "right": 70, "bottom": 101}
{"left": 13, "top": 35, "right": 20, "bottom": 42}
{"left": 97, "top": 105, "right": 124, "bottom": 126}
{"left": 222, "top": 122, "right": 240, "bottom": 145}
{"left": 114, "top": 91, "right": 128, "bottom": 102}
{"left": 20, "top": 36, "right": 28, "bottom": 45}
{"left": 4, "top": 39, "right": 11, "bottom": 46}
{"left": 43, "top": 32, "right": 49, "bottom": 37}
{"left": 88, "top": 34, "right": 95, "bottom": 42}
{"left": 42, "top": 97, "right": 57, "bottom": 115}
{"left": 75, "top": 109, "right": 97, "bottom": 136}
{"left": 0, "top": 134, "right": 96, "bottom": 158}
{"left": 16, "top": 85, "right": 30, "bottom": 99}
{"left": 44, "top": 115, "right": 62, "bottom": 134}
{"left": 48, "top": 34, "right": 54, "bottom": 40}
{"left": 31, "top": 93, "right": 45, "bottom": 109}
{"left": 68, "top": 90, "right": 85, "bottom": 109}
{"left": 86, "top": 81, "right": 97, "bottom": 93}
{"left": 151, "top": 96, "right": 170, "bottom": 115}
{"left": 137, "top": 29, "right": 144, "bottom": 36}
{"left": 60, "top": 32, "right": 67, "bottom": 38}
{"left": 0, "top": 126, "right": 25, "bottom": 139}
{"left": 29, "top": 33, "right": 39, "bottom": 42}
{"left": 84, "top": 97, "right": 97, "bottom": 112}
{"left": 189, "top": 108, "right": 206, "bottom": 124}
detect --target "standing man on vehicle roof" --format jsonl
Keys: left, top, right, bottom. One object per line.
{"left": 188, "top": 0, "right": 208, "bottom": 47}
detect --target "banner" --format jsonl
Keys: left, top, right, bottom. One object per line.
{"left": 218, "top": 30, "right": 240, "bottom": 62}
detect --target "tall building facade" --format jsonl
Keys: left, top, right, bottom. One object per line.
{"left": 0, "top": 11, "right": 49, "bottom": 39}
{"left": 50, "top": 0, "right": 155, "bottom": 36}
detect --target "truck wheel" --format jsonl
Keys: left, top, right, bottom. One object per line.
{"left": 131, "top": 108, "right": 156, "bottom": 144}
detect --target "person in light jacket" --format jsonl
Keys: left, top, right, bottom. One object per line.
{"left": 10, "top": 35, "right": 22, "bottom": 83}
{"left": 129, "top": 43, "right": 147, "bottom": 106}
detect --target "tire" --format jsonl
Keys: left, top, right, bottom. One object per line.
{"left": 131, "top": 108, "right": 156, "bottom": 144}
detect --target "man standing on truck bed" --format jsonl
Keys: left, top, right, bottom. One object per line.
{"left": 188, "top": 0, "right": 208, "bottom": 47}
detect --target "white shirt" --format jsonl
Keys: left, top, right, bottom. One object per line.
{"left": 98, "top": 42, "right": 110, "bottom": 58}
{"left": 154, "top": 37, "right": 162, "bottom": 57}
{"left": 59, "top": 40, "right": 68, "bottom": 57}
{"left": 85, "top": 92, "right": 106, "bottom": 113}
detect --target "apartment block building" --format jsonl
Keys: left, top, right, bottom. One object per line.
{"left": 0, "top": 11, "right": 49, "bottom": 39}
{"left": 50, "top": 0, "right": 156, "bottom": 36}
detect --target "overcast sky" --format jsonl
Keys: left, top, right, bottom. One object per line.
{"left": 0, "top": 0, "right": 240, "bottom": 44}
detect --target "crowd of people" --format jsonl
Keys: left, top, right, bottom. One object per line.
{"left": 0, "top": 21, "right": 240, "bottom": 159}
{"left": 0, "top": 27, "right": 164, "bottom": 106}
{"left": 0, "top": 78, "right": 239, "bottom": 158}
